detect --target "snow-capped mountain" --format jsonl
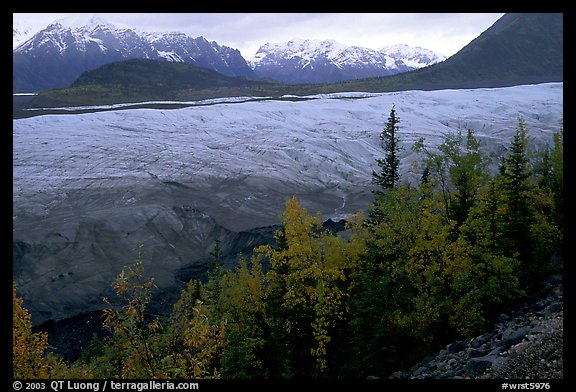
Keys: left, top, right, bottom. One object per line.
{"left": 13, "top": 15, "right": 446, "bottom": 93}
{"left": 141, "top": 31, "right": 252, "bottom": 77}
{"left": 13, "top": 15, "right": 255, "bottom": 93}
{"left": 249, "top": 39, "right": 446, "bottom": 84}
{"left": 381, "top": 44, "right": 445, "bottom": 69}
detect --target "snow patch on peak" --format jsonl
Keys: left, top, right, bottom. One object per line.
{"left": 157, "top": 50, "right": 183, "bottom": 62}
{"left": 267, "top": 38, "right": 346, "bottom": 53}
{"left": 144, "top": 31, "right": 188, "bottom": 41}
{"left": 251, "top": 38, "right": 352, "bottom": 66}
{"left": 13, "top": 25, "right": 34, "bottom": 50}
{"left": 381, "top": 44, "right": 447, "bottom": 67}
{"left": 54, "top": 14, "right": 116, "bottom": 32}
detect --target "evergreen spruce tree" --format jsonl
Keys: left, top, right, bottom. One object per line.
{"left": 501, "top": 118, "right": 532, "bottom": 257}
{"left": 205, "top": 239, "right": 225, "bottom": 320}
{"left": 499, "top": 117, "right": 558, "bottom": 288}
{"left": 372, "top": 105, "right": 402, "bottom": 196}
{"left": 549, "top": 128, "right": 563, "bottom": 230}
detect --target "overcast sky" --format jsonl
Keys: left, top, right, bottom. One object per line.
{"left": 13, "top": 13, "right": 505, "bottom": 59}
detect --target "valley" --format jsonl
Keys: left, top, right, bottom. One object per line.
{"left": 13, "top": 83, "right": 563, "bottom": 325}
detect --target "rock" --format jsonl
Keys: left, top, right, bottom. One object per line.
{"left": 447, "top": 340, "right": 468, "bottom": 354}
{"left": 466, "top": 356, "right": 496, "bottom": 377}
{"left": 498, "top": 313, "right": 511, "bottom": 323}
{"left": 446, "top": 358, "right": 458, "bottom": 368}
{"left": 487, "top": 346, "right": 504, "bottom": 357}
{"left": 502, "top": 326, "right": 532, "bottom": 347}
{"left": 471, "top": 333, "right": 491, "bottom": 349}
{"left": 388, "top": 371, "right": 406, "bottom": 379}
{"left": 468, "top": 348, "right": 486, "bottom": 359}
{"left": 545, "top": 302, "right": 562, "bottom": 316}
{"left": 412, "top": 366, "right": 428, "bottom": 377}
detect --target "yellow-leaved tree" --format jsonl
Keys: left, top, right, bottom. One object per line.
{"left": 13, "top": 282, "right": 51, "bottom": 378}
{"left": 256, "top": 196, "right": 362, "bottom": 376}
{"left": 95, "top": 243, "right": 225, "bottom": 379}
{"left": 13, "top": 283, "right": 86, "bottom": 378}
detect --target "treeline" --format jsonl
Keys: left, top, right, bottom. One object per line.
{"left": 13, "top": 110, "right": 563, "bottom": 379}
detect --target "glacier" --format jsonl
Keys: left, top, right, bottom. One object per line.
{"left": 13, "top": 83, "right": 563, "bottom": 323}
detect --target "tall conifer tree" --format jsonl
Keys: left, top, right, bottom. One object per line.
{"left": 372, "top": 105, "right": 402, "bottom": 195}
{"left": 501, "top": 118, "right": 532, "bottom": 255}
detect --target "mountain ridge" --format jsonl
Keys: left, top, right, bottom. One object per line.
{"left": 12, "top": 16, "right": 256, "bottom": 93}
{"left": 247, "top": 38, "right": 445, "bottom": 83}
{"left": 336, "top": 13, "right": 563, "bottom": 92}
{"left": 13, "top": 14, "right": 446, "bottom": 93}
